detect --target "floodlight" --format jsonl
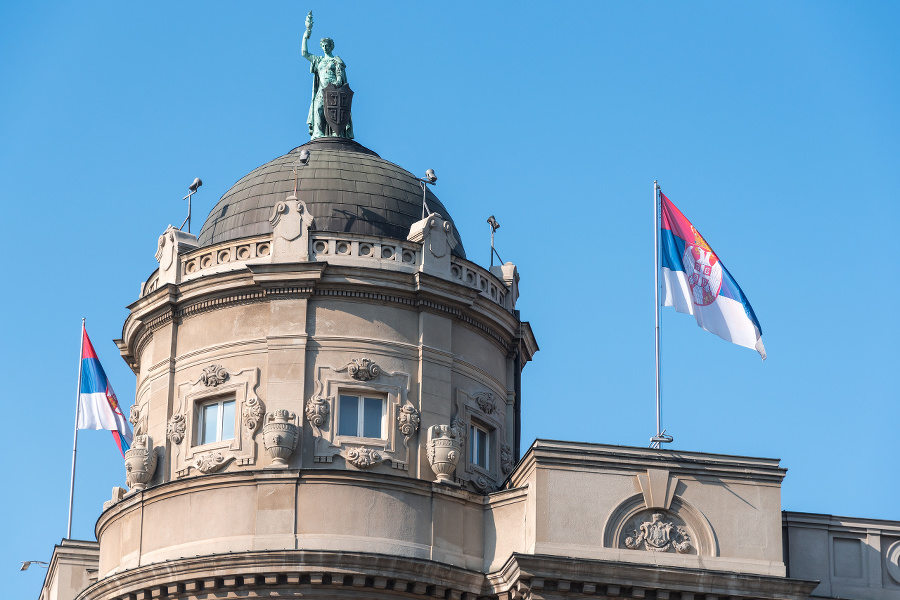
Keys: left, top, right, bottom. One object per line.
{"left": 188, "top": 177, "right": 202, "bottom": 193}
{"left": 425, "top": 169, "right": 437, "bottom": 183}
{"left": 297, "top": 149, "right": 310, "bottom": 165}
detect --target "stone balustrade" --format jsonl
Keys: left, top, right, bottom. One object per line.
{"left": 141, "top": 231, "right": 515, "bottom": 312}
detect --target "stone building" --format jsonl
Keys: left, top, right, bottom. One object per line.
{"left": 38, "top": 76, "right": 899, "bottom": 600}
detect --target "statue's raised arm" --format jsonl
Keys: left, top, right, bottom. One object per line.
{"left": 301, "top": 10, "right": 354, "bottom": 140}
{"left": 301, "top": 11, "right": 315, "bottom": 63}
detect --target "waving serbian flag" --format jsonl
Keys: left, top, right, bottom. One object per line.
{"left": 659, "top": 192, "right": 766, "bottom": 360}
{"left": 77, "top": 327, "right": 133, "bottom": 456}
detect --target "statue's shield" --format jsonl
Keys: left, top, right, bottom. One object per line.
{"left": 323, "top": 83, "right": 353, "bottom": 132}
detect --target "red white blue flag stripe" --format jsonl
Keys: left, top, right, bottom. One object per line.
{"left": 659, "top": 192, "right": 766, "bottom": 360}
{"left": 77, "top": 328, "right": 133, "bottom": 456}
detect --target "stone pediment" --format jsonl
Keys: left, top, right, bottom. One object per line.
{"left": 503, "top": 440, "right": 787, "bottom": 576}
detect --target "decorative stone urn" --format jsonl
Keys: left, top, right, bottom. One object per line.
{"left": 426, "top": 424, "right": 462, "bottom": 483}
{"left": 263, "top": 410, "right": 300, "bottom": 468}
{"left": 124, "top": 434, "right": 157, "bottom": 492}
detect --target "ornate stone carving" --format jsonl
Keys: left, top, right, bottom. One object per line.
{"left": 471, "top": 474, "right": 493, "bottom": 493}
{"left": 193, "top": 451, "right": 228, "bottom": 474}
{"left": 124, "top": 435, "right": 157, "bottom": 492}
{"left": 346, "top": 447, "right": 381, "bottom": 469}
{"left": 305, "top": 396, "right": 330, "bottom": 428}
{"left": 427, "top": 424, "right": 462, "bottom": 483}
{"left": 397, "top": 403, "right": 420, "bottom": 446}
{"left": 269, "top": 194, "right": 315, "bottom": 261}
{"left": 500, "top": 442, "right": 514, "bottom": 475}
{"left": 407, "top": 213, "right": 458, "bottom": 278}
{"left": 199, "top": 364, "right": 229, "bottom": 387}
{"left": 450, "top": 417, "right": 467, "bottom": 441}
{"left": 624, "top": 513, "right": 692, "bottom": 554}
{"left": 475, "top": 392, "right": 497, "bottom": 415}
{"left": 129, "top": 404, "right": 147, "bottom": 437}
{"left": 263, "top": 410, "right": 300, "bottom": 468}
{"left": 242, "top": 396, "right": 263, "bottom": 431}
{"left": 103, "top": 487, "right": 127, "bottom": 511}
{"left": 347, "top": 357, "right": 380, "bottom": 381}
{"left": 166, "top": 414, "right": 186, "bottom": 444}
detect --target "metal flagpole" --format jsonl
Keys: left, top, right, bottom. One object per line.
{"left": 67, "top": 318, "right": 85, "bottom": 539}
{"left": 654, "top": 181, "right": 660, "bottom": 436}
{"left": 652, "top": 182, "right": 673, "bottom": 448}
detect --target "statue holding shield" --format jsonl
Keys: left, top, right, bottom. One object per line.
{"left": 302, "top": 11, "right": 354, "bottom": 140}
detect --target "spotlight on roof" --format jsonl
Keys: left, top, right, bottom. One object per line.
{"left": 297, "top": 149, "right": 310, "bottom": 165}
{"left": 20, "top": 561, "right": 49, "bottom": 571}
{"left": 487, "top": 216, "right": 503, "bottom": 267}
{"left": 180, "top": 177, "right": 203, "bottom": 233}
{"left": 418, "top": 169, "right": 438, "bottom": 218}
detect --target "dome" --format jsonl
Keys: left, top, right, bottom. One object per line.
{"left": 197, "top": 137, "right": 466, "bottom": 257}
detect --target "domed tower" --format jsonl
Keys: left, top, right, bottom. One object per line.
{"left": 58, "top": 19, "right": 833, "bottom": 600}
{"left": 91, "top": 119, "right": 537, "bottom": 595}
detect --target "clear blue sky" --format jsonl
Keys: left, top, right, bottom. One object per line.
{"left": 2, "top": 2, "right": 898, "bottom": 596}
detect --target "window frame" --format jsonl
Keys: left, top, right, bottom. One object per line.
{"left": 195, "top": 396, "right": 237, "bottom": 447}
{"left": 469, "top": 421, "right": 491, "bottom": 471}
{"left": 337, "top": 391, "right": 387, "bottom": 441}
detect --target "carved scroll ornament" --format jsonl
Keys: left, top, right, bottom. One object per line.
{"left": 200, "top": 364, "right": 229, "bottom": 387}
{"left": 167, "top": 413, "right": 187, "bottom": 444}
{"left": 500, "top": 442, "right": 514, "bottom": 475}
{"left": 346, "top": 447, "right": 382, "bottom": 469}
{"left": 305, "top": 396, "right": 330, "bottom": 428}
{"left": 397, "top": 403, "right": 420, "bottom": 446}
{"left": 347, "top": 357, "right": 380, "bottom": 381}
{"left": 475, "top": 392, "right": 497, "bottom": 415}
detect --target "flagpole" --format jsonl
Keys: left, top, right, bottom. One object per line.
{"left": 654, "top": 181, "right": 661, "bottom": 440}
{"left": 652, "top": 182, "right": 673, "bottom": 448}
{"left": 67, "top": 318, "right": 85, "bottom": 539}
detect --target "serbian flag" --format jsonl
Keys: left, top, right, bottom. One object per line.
{"left": 660, "top": 192, "right": 766, "bottom": 360}
{"left": 77, "top": 327, "right": 133, "bottom": 456}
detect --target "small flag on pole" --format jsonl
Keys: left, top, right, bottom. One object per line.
{"left": 659, "top": 192, "right": 766, "bottom": 360}
{"left": 77, "top": 327, "right": 133, "bottom": 455}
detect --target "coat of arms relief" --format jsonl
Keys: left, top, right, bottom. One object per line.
{"left": 624, "top": 511, "right": 693, "bottom": 554}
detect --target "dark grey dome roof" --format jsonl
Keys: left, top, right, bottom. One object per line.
{"left": 197, "top": 137, "right": 465, "bottom": 258}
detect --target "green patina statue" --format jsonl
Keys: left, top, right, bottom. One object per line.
{"left": 302, "top": 11, "right": 354, "bottom": 140}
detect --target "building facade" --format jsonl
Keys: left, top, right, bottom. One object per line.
{"left": 39, "top": 82, "right": 899, "bottom": 600}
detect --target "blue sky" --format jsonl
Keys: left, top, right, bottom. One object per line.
{"left": 2, "top": 2, "right": 898, "bottom": 596}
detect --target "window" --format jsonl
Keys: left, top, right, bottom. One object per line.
{"left": 338, "top": 394, "right": 385, "bottom": 439}
{"left": 469, "top": 423, "right": 490, "bottom": 470}
{"left": 198, "top": 398, "right": 235, "bottom": 445}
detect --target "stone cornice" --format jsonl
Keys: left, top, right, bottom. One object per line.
{"left": 119, "top": 262, "right": 527, "bottom": 373}
{"left": 509, "top": 440, "right": 787, "bottom": 487}
{"left": 489, "top": 553, "right": 818, "bottom": 600}
{"left": 76, "top": 549, "right": 486, "bottom": 600}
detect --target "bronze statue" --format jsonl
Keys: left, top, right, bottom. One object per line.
{"left": 302, "top": 11, "right": 354, "bottom": 139}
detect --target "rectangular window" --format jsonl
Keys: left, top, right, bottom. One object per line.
{"left": 198, "top": 398, "right": 236, "bottom": 445}
{"left": 338, "top": 394, "right": 385, "bottom": 439}
{"left": 469, "top": 423, "right": 490, "bottom": 470}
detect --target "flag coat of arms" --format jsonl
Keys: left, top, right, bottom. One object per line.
{"left": 659, "top": 192, "right": 766, "bottom": 360}
{"left": 77, "top": 328, "right": 134, "bottom": 455}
